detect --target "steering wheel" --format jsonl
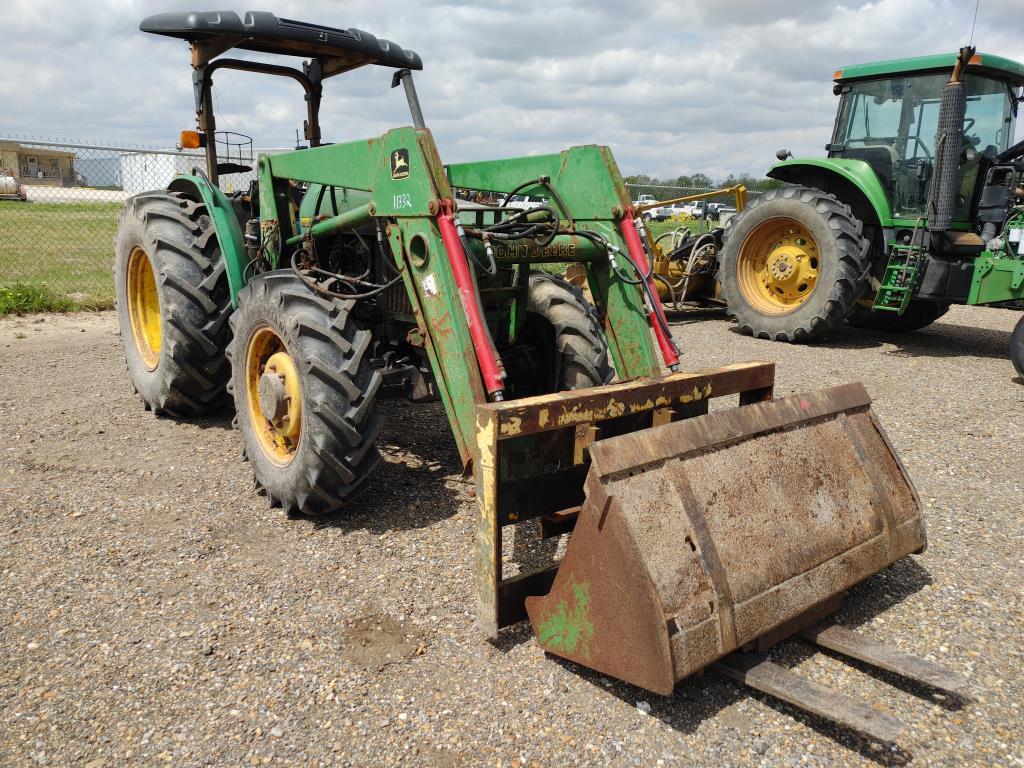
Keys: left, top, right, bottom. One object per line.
{"left": 852, "top": 137, "right": 899, "bottom": 147}
{"left": 908, "top": 135, "right": 932, "bottom": 161}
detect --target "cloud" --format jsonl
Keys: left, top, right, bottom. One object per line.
{"left": 1, "top": 0, "right": 1021, "bottom": 181}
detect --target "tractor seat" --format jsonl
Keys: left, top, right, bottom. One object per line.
{"left": 931, "top": 230, "right": 985, "bottom": 256}
{"left": 842, "top": 147, "right": 897, "bottom": 193}
{"left": 217, "top": 162, "right": 253, "bottom": 175}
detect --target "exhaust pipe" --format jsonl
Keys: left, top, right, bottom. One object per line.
{"left": 927, "top": 46, "right": 975, "bottom": 232}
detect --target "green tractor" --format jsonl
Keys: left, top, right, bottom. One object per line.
{"left": 720, "top": 47, "right": 1024, "bottom": 376}
{"left": 113, "top": 11, "right": 966, "bottom": 738}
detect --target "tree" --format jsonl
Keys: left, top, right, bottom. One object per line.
{"left": 624, "top": 174, "right": 654, "bottom": 185}
{"left": 624, "top": 170, "right": 779, "bottom": 191}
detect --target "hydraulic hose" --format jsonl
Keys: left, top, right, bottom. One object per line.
{"left": 291, "top": 249, "right": 403, "bottom": 300}
{"left": 459, "top": 179, "right": 680, "bottom": 377}
{"left": 676, "top": 233, "right": 718, "bottom": 308}
{"left": 573, "top": 228, "right": 677, "bottom": 352}
{"left": 466, "top": 205, "right": 561, "bottom": 248}
{"left": 497, "top": 176, "right": 576, "bottom": 231}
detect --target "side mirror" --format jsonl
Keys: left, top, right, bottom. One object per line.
{"left": 776, "top": 149, "right": 793, "bottom": 161}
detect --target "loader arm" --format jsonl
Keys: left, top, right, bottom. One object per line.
{"left": 446, "top": 146, "right": 666, "bottom": 380}
{"left": 248, "top": 131, "right": 673, "bottom": 464}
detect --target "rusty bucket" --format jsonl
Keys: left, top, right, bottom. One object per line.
{"left": 521, "top": 382, "right": 925, "bottom": 694}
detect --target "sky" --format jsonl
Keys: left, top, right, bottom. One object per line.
{"left": 2, "top": 0, "right": 1022, "bottom": 181}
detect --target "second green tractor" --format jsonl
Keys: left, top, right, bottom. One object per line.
{"left": 718, "top": 47, "right": 1024, "bottom": 376}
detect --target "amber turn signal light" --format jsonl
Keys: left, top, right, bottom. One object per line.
{"left": 180, "top": 130, "right": 204, "bottom": 149}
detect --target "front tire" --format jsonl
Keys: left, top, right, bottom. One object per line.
{"left": 227, "top": 272, "right": 382, "bottom": 517}
{"left": 114, "top": 190, "right": 232, "bottom": 416}
{"left": 501, "top": 271, "right": 613, "bottom": 397}
{"left": 720, "top": 185, "right": 870, "bottom": 342}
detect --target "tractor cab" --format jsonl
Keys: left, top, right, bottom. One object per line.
{"left": 827, "top": 52, "right": 1024, "bottom": 223}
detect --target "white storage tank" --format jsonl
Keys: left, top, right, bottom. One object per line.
{"left": 120, "top": 152, "right": 206, "bottom": 192}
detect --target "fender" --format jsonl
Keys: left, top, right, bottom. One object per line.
{"left": 767, "top": 158, "right": 894, "bottom": 227}
{"left": 168, "top": 174, "right": 248, "bottom": 307}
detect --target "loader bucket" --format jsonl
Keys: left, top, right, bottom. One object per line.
{"left": 474, "top": 362, "right": 925, "bottom": 696}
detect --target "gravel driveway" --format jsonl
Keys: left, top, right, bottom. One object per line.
{"left": 1, "top": 306, "right": 1022, "bottom": 767}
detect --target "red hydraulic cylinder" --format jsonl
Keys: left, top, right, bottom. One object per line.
{"left": 437, "top": 202, "right": 507, "bottom": 400}
{"left": 619, "top": 209, "right": 680, "bottom": 370}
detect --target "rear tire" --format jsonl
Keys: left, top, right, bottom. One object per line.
{"left": 502, "top": 271, "right": 613, "bottom": 397}
{"left": 720, "top": 185, "right": 870, "bottom": 342}
{"left": 847, "top": 301, "right": 950, "bottom": 332}
{"left": 227, "top": 272, "right": 382, "bottom": 517}
{"left": 1011, "top": 314, "right": 1024, "bottom": 380}
{"left": 114, "top": 190, "right": 232, "bottom": 416}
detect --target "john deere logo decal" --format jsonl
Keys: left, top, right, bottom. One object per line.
{"left": 391, "top": 148, "right": 410, "bottom": 180}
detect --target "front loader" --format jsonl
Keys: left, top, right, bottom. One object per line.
{"left": 115, "top": 10, "right": 964, "bottom": 745}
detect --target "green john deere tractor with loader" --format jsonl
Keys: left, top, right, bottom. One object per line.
{"left": 718, "top": 47, "right": 1024, "bottom": 376}
{"left": 114, "top": 10, "right": 966, "bottom": 744}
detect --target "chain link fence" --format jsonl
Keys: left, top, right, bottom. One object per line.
{"left": 0, "top": 135, "right": 265, "bottom": 308}
{"left": 0, "top": 135, "right": 764, "bottom": 310}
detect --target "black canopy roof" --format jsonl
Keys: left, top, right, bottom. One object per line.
{"left": 140, "top": 10, "right": 422, "bottom": 72}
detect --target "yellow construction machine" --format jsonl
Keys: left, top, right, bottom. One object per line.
{"left": 569, "top": 185, "right": 747, "bottom": 311}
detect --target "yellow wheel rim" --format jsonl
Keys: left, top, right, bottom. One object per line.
{"left": 736, "top": 217, "right": 820, "bottom": 315}
{"left": 245, "top": 326, "right": 302, "bottom": 466}
{"left": 126, "top": 246, "right": 162, "bottom": 370}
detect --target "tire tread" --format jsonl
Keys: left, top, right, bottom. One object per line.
{"left": 114, "top": 189, "right": 232, "bottom": 415}
{"left": 721, "top": 185, "right": 870, "bottom": 342}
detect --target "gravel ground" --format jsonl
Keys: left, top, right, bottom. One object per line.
{"left": 1, "top": 305, "right": 1022, "bottom": 768}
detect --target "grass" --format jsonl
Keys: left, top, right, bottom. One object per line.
{"left": 0, "top": 200, "right": 717, "bottom": 315}
{"left": 647, "top": 217, "right": 718, "bottom": 241}
{"left": 0, "top": 283, "right": 82, "bottom": 314}
{"left": 0, "top": 201, "right": 120, "bottom": 309}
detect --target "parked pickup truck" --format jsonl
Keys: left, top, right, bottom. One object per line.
{"left": 653, "top": 202, "right": 689, "bottom": 221}
{"left": 681, "top": 200, "right": 708, "bottom": 218}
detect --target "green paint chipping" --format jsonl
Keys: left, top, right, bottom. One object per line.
{"left": 537, "top": 577, "right": 595, "bottom": 660}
